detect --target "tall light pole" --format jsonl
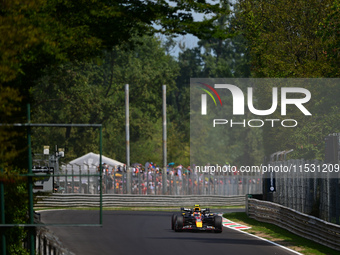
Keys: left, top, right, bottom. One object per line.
{"left": 162, "top": 85, "right": 167, "bottom": 195}
{"left": 125, "top": 84, "right": 131, "bottom": 194}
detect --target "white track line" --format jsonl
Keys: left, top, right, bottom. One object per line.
{"left": 222, "top": 217, "right": 303, "bottom": 255}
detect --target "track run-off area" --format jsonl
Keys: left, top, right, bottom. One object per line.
{"left": 40, "top": 209, "right": 302, "bottom": 255}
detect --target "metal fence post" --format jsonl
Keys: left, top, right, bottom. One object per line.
{"left": 105, "top": 168, "right": 108, "bottom": 194}
{"left": 154, "top": 172, "right": 157, "bottom": 195}
{"left": 1, "top": 166, "right": 6, "bottom": 255}
{"left": 138, "top": 171, "right": 141, "bottom": 195}
{"left": 76, "top": 164, "right": 82, "bottom": 194}
{"left": 27, "top": 104, "right": 35, "bottom": 255}
{"left": 113, "top": 172, "right": 116, "bottom": 194}
{"left": 99, "top": 125, "right": 103, "bottom": 225}
{"left": 169, "top": 174, "right": 172, "bottom": 195}
{"left": 187, "top": 173, "right": 189, "bottom": 195}
{"left": 174, "top": 175, "right": 177, "bottom": 195}
{"left": 146, "top": 170, "right": 149, "bottom": 195}
{"left": 64, "top": 169, "right": 68, "bottom": 194}
{"left": 71, "top": 164, "right": 74, "bottom": 193}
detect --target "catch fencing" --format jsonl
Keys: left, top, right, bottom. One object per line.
{"left": 247, "top": 197, "right": 340, "bottom": 251}
{"left": 268, "top": 159, "right": 340, "bottom": 224}
{"left": 54, "top": 170, "right": 262, "bottom": 196}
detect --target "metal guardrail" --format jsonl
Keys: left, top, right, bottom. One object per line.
{"left": 246, "top": 198, "right": 340, "bottom": 251}
{"left": 22, "top": 212, "right": 75, "bottom": 255}
{"left": 35, "top": 194, "right": 246, "bottom": 208}
{"left": 34, "top": 228, "right": 75, "bottom": 255}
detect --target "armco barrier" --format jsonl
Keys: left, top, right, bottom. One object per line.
{"left": 22, "top": 212, "right": 75, "bottom": 255}
{"left": 35, "top": 194, "right": 246, "bottom": 208}
{"left": 247, "top": 198, "right": 340, "bottom": 251}
{"left": 35, "top": 227, "right": 75, "bottom": 255}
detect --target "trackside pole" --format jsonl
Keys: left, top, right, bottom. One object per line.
{"left": 99, "top": 126, "right": 103, "bottom": 225}
{"left": 125, "top": 84, "right": 131, "bottom": 194}
{"left": 162, "top": 85, "right": 167, "bottom": 195}
{"left": 27, "top": 104, "right": 35, "bottom": 255}
{"left": 1, "top": 165, "right": 5, "bottom": 254}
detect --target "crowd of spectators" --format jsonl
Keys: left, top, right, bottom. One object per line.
{"left": 93, "top": 162, "right": 261, "bottom": 195}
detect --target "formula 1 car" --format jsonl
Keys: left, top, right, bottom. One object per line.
{"left": 171, "top": 204, "right": 223, "bottom": 233}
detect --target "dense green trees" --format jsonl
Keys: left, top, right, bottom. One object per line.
{"left": 237, "top": 0, "right": 336, "bottom": 78}
{"left": 175, "top": 4, "right": 261, "bottom": 167}
{"left": 237, "top": 0, "right": 340, "bottom": 159}
{"left": 321, "top": 0, "right": 340, "bottom": 77}
{"left": 31, "top": 35, "right": 180, "bottom": 165}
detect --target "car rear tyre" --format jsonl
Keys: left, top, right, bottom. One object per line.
{"left": 175, "top": 215, "right": 184, "bottom": 232}
{"left": 214, "top": 216, "right": 223, "bottom": 233}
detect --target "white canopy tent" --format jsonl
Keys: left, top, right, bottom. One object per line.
{"left": 62, "top": 152, "right": 124, "bottom": 173}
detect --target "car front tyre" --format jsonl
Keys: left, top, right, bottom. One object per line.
{"left": 214, "top": 216, "right": 223, "bottom": 233}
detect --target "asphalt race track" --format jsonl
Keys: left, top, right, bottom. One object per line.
{"left": 40, "top": 209, "right": 300, "bottom": 255}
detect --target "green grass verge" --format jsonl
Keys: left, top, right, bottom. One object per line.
{"left": 223, "top": 212, "right": 339, "bottom": 255}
